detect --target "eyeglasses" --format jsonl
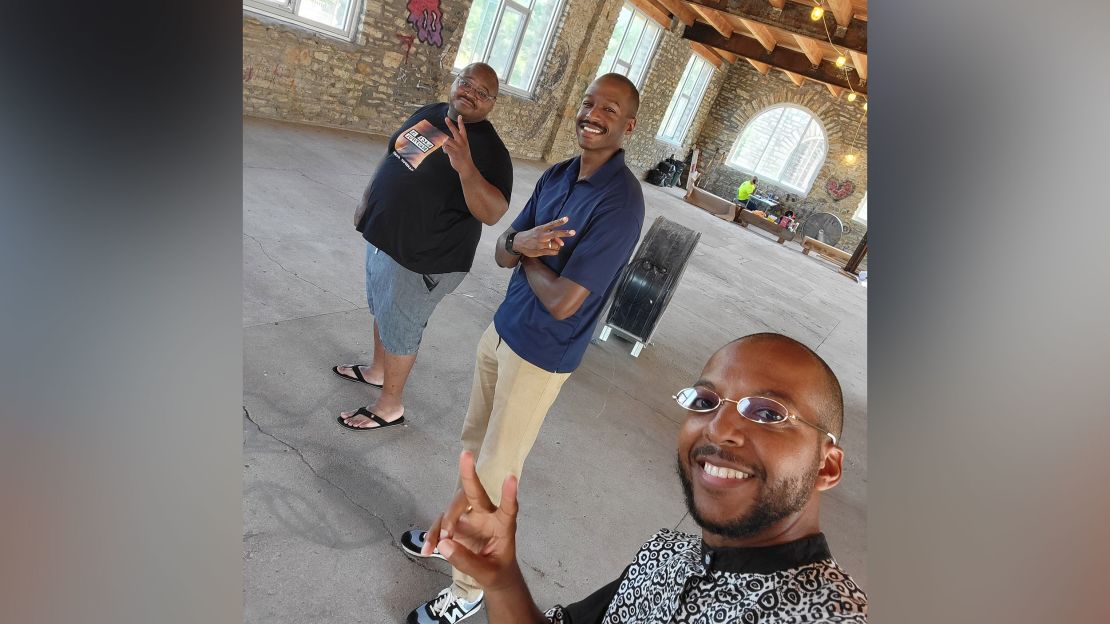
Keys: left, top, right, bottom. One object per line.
{"left": 673, "top": 386, "right": 838, "bottom": 445}
{"left": 455, "top": 76, "right": 495, "bottom": 102}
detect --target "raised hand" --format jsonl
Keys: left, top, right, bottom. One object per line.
{"left": 511, "top": 217, "right": 577, "bottom": 257}
{"left": 423, "top": 451, "right": 523, "bottom": 591}
{"left": 443, "top": 114, "right": 476, "bottom": 177}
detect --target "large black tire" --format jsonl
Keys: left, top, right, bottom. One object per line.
{"left": 605, "top": 216, "right": 700, "bottom": 343}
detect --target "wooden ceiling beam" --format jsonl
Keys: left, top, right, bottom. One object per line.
{"left": 768, "top": 0, "right": 786, "bottom": 8}
{"left": 654, "top": 0, "right": 697, "bottom": 27}
{"left": 690, "top": 42, "right": 725, "bottom": 68}
{"left": 849, "top": 49, "right": 868, "bottom": 81}
{"left": 689, "top": 4, "right": 733, "bottom": 38}
{"left": 826, "top": 0, "right": 854, "bottom": 28}
{"left": 739, "top": 18, "right": 777, "bottom": 53}
{"left": 682, "top": 0, "right": 867, "bottom": 53}
{"left": 714, "top": 48, "right": 739, "bottom": 63}
{"left": 792, "top": 33, "right": 824, "bottom": 67}
{"left": 746, "top": 58, "right": 771, "bottom": 75}
{"left": 782, "top": 69, "right": 805, "bottom": 87}
{"left": 627, "top": 0, "right": 672, "bottom": 29}
{"left": 682, "top": 22, "right": 867, "bottom": 93}
{"left": 826, "top": 84, "right": 844, "bottom": 98}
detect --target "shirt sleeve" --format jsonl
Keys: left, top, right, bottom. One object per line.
{"left": 475, "top": 144, "right": 514, "bottom": 205}
{"left": 558, "top": 192, "right": 643, "bottom": 295}
{"left": 510, "top": 168, "right": 551, "bottom": 232}
{"left": 544, "top": 566, "right": 630, "bottom": 624}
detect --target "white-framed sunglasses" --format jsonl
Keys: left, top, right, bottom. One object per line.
{"left": 673, "top": 386, "right": 838, "bottom": 445}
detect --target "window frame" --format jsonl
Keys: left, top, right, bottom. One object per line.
{"left": 453, "top": 0, "right": 568, "bottom": 99}
{"left": 244, "top": 0, "right": 363, "bottom": 41}
{"left": 853, "top": 191, "right": 867, "bottom": 225}
{"left": 596, "top": 3, "right": 663, "bottom": 88}
{"left": 656, "top": 54, "right": 715, "bottom": 146}
{"left": 725, "top": 103, "right": 829, "bottom": 195}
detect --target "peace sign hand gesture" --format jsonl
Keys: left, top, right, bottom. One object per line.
{"left": 511, "top": 217, "right": 577, "bottom": 257}
{"left": 443, "top": 114, "right": 477, "bottom": 178}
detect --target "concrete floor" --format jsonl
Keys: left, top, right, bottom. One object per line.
{"left": 243, "top": 116, "right": 867, "bottom": 623}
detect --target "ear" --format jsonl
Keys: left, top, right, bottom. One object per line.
{"left": 814, "top": 444, "right": 843, "bottom": 491}
{"left": 624, "top": 117, "right": 637, "bottom": 135}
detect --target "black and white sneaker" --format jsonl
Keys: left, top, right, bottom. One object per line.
{"left": 406, "top": 587, "right": 484, "bottom": 624}
{"left": 401, "top": 528, "right": 446, "bottom": 561}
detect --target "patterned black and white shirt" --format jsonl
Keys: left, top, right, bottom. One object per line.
{"left": 544, "top": 529, "right": 867, "bottom": 623}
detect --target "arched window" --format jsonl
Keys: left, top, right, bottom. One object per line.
{"left": 726, "top": 105, "right": 827, "bottom": 194}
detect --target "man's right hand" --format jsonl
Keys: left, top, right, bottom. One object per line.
{"left": 423, "top": 451, "right": 524, "bottom": 592}
{"left": 511, "top": 217, "right": 576, "bottom": 257}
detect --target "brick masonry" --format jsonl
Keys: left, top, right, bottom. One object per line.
{"left": 242, "top": 2, "right": 866, "bottom": 254}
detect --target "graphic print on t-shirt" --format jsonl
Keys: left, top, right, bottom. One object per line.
{"left": 392, "top": 119, "right": 448, "bottom": 171}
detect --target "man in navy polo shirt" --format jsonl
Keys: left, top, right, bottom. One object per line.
{"left": 401, "top": 73, "right": 646, "bottom": 624}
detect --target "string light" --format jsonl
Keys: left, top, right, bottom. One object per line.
{"left": 813, "top": 4, "right": 867, "bottom": 111}
{"left": 842, "top": 109, "right": 866, "bottom": 166}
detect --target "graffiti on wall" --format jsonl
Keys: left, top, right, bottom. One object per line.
{"left": 395, "top": 33, "right": 417, "bottom": 64}
{"left": 825, "top": 178, "right": 855, "bottom": 201}
{"left": 406, "top": 0, "right": 444, "bottom": 48}
{"left": 243, "top": 59, "right": 297, "bottom": 94}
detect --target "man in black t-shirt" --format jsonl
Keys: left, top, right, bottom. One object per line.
{"left": 333, "top": 63, "right": 513, "bottom": 432}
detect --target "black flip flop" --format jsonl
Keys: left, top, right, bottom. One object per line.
{"left": 331, "top": 365, "right": 383, "bottom": 388}
{"left": 337, "top": 407, "right": 405, "bottom": 432}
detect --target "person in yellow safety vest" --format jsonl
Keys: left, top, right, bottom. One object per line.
{"left": 733, "top": 177, "right": 757, "bottom": 222}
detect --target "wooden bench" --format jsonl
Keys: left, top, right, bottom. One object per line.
{"left": 684, "top": 185, "right": 737, "bottom": 220}
{"left": 735, "top": 209, "right": 795, "bottom": 244}
{"left": 802, "top": 236, "right": 852, "bottom": 266}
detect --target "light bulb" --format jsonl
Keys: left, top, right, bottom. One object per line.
{"left": 844, "top": 154, "right": 857, "bottom": 165}
{"left": 811, "top": 6, "right": 824, "bottom": 21}
{"left": 835, "top": 55, "right": 847, "bottom": 68}
{"left": 847, "top": 92, "right": 857, "bottom": 102}
{"left": 863, "top": 101, "right": 868, "bottom": 111}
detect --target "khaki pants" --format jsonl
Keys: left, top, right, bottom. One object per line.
{"left": 451, "top": 322, "right": 571, "bottom": 601}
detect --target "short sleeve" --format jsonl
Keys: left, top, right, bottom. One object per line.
{"left": 510, "top": 168, "right": 552, "bottom": 232}
{"left": 475, "top": 144, "right": 514, "bottom": 205}
{"left": 544, "top": 565, "right": 630, "bottom": 624}
{"left": 558, "top": 194, "right": 643, "bottom": 295}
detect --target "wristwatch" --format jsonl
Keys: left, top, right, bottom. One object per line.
{"left": 504, "top": 231, "right": 521, "bottom": 256}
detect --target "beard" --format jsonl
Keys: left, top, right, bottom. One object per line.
{"left": 675, "top": 452, "right": 819, "bottom": 539}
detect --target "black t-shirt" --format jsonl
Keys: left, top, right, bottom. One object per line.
{"left": 357, "top": 102, "right": 513, "bottom": 274}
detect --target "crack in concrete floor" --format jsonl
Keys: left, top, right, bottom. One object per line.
{"left": 242, "top": 406, "right": 450, "bottom": 579}
{"left": 244, "top": 232, "right": 360, "bottom": 308}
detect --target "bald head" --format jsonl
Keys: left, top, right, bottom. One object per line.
{"left": 724, "top": 333, "right": 845, "bottom": 440}
{"left": 594, "top": 72, "right": 640, "bottom": 118}
{"left": 462, "top": 62, "right": 499, "bottom": 96}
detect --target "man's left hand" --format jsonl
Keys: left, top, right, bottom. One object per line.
{"left": 444, "top": 114, "right": 477, "bottom": 178}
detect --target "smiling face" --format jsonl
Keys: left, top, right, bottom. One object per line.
{"left": 575, "top": 74, "right": 638, "bottom": 153}
{"left": 448, "top": 63, "right": 498, "bottom": 122}
{"left": 675, "top": 335, "right": 844, "bottom": 546}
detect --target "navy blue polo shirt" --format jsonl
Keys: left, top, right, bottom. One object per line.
{"left": 493, "top": 150, "right": 645, "bottom": 373}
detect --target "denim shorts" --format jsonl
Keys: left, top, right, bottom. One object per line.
{"left": 365, "top": 243, "right": 466, "bottom": 355}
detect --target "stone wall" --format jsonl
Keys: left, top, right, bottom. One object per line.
{"left": 242, "top": 1, "right": 473, "bottom": 138}
{"left": 693, "top": 61, "right": 868, "bottom": 254}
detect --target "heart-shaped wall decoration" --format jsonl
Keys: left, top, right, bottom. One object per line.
{"left": 825, "top": 178, "right": 855, "bottom": 201}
